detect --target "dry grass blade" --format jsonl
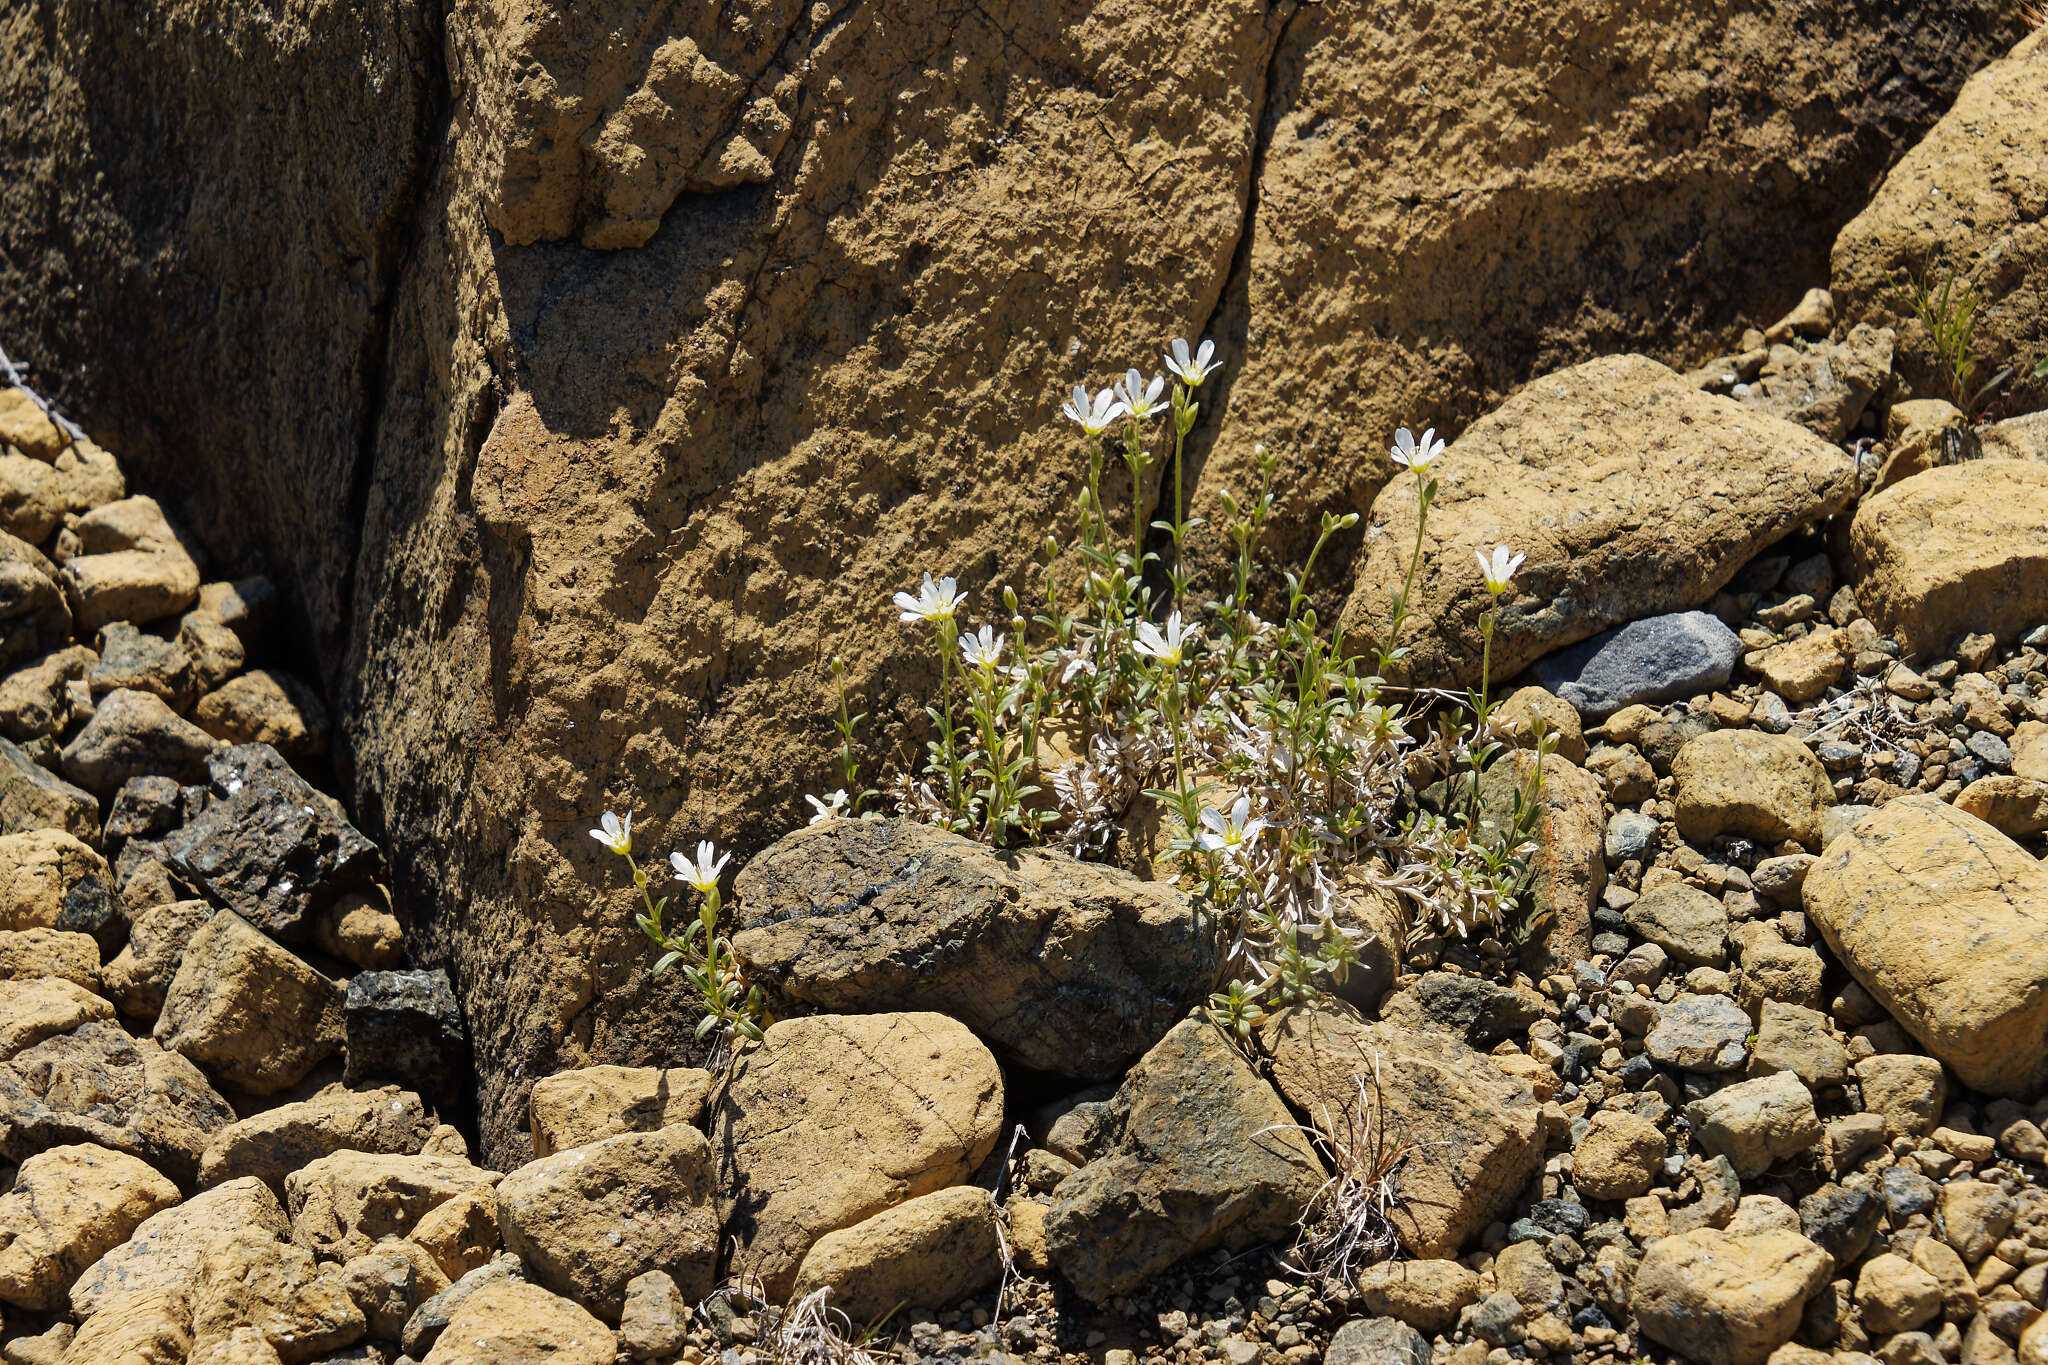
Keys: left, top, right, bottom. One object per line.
{"left": 1265, "top": 1051, "right": 1409, "bottom": 1288}
{"left": 704, "top": 1273, "right": 887, "bottom": 1365}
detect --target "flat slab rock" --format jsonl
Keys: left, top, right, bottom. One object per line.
{"left": 1340, "top": 353, "right": 1854, "bottom": 687}
{"left": 731, "top": 817, "right": 1217, "bottom": 1079}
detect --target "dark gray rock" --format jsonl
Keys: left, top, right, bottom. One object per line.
{"left": 0, "top": 735, "right": 97, "bottom": 842}
{"left": 1623, "top": 883, "right": 1729, "bottom": 968}
{"left": 87, "top": 622, "right": 196, "bottom": 711}
{"left": 344, "top": 969, "right": 468, "bottom": 1098}
{"left": 1604, "top": 810, "right": 1659, "bottom": 866}
{"left": 732, "top": 816, "right": 1218, "bottom": 1080}
{"left": 1530, "top": 611, "right": 1742, "bottom": 720}
{"left": 1638, "top": 711, "right": 1716, "bottom": 775}
{"left": 1882, "top": 1164, "right": 1939, "bottom": 1219}
{"left": 1967, "top": 731, "right": 2013, "bottom": 770}
{"left": 1044, "top": 1015, "right": 1324, "bottom": 1303}
{"left": 103, "top": 774, "right": 200, "bottom": 860}
{"left": 162, "top": 742, "right": 380, "bottom": 943}
{"left": 60, "top": 688, "right": 217, "bottom": 798}
{"left": 1799, "top": 1182, "right": 1882, "bottom": 1266}
{"left": 0, "top": 1019, "right": 235, "bottom": 1186}
{"left": 1326, "top": 1316, "right": 1433, "bottom": 1365}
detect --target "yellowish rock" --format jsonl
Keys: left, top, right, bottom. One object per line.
{"left": 0, "top": 829, "right": 111, "bottom": 932}
{"left": 0, "top": 388, "right": 66, "bottom": 461}
{"left": 1806, "top": 797, "right": 2048, "bottom": 1095}
{"left": 790, "top": 1185, "right": 1001, "bottom": 1323}
{"left": 0, "top": 1142, "right": 179, "bottom": 1311}
{"left": 1632, "top": 1228, "right": 1833, "bottom": 1365}
{"left": 527, "top": 1063, "right": 712, "bottom": 1157}
{"left": 419, "top": 1280, "right": 617, "bottom": 1365}
{"left": 71, "top": 1176, "right": 290, "bottom": 1320}
{"left": 1672, "top": 729, "right": 1834, "bottom": 848}
{"left": 0, "top": 927, "right": 99, "bottom": 987}
{"left": 285, "top": 1150, "right": 500, "bottom": 1262}
{"left": 1355, "top": 1258, "right": 1482, "bottom": 1334}
{"left": 60, "top": 1288, "right": 191, "bottom": 1364}
{"left": 192, "top": 669, "right": 328, "bottom": 758}
{"left": 1748, "top": 627, "right": 1849, "bottom": 703}
{"left": 410, "top": 1189, "right": 501, "bottom": 1283}
{"left": 0, "top": 975, "right": 114, "bottom": 1059}
{"left": 1955, "top": 775, "right": 2048, "bottom": 838}
{"left": 189, "top": 1227, "right": 365, "bottom": 1364}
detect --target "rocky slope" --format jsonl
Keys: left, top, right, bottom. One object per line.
{"left": 0, "top": 0, "right": 2031, "bottom": 1162}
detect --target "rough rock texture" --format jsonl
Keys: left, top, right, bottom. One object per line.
{"left": 708, "top": 1012, "right": 1004, "bottom": 1297}
{"left": 1804, "top": 796, "right": 2048, "bottom": 1096}
{"left": 1044, "top": 1014, "right": 1324, "bottom": 1303}
{"left": 153, "top": 910, "right": 346, "bottom": 1095}
{"left": 197, "top": 1083, "right": 436, "bottom": 1192}
{"left": 71, "top": 1178, "right": 289, "bottom": 1322}
{"left": 1672, "top": 729, "right": 1836, "bottom": 849}
{"left": 733, "top": 817, "right": 1216, "bottom": 1079}
{"left": 285, "top": 1150, "right": 500, "bottom": 1263}
{"left": 189, "top": 1227, "right": 366, "bottom": 1363}
{"left": 495, "top": 1124, "right": 719, "bottom": 1322}
{"left": 790, "top": 1185, "right": 1002, "bottom": 1324}
{"left": 1845, "top": 461, "right": 2048, "bottom": 660}
{"left": 0, "top": 1141, "right": 180, "bottom": 1311}
{"left": 1266, "top": 1003, "right": 1541, "bottom": 1259}
{"left": 1832, "top": 30, "right": 2047, "bottom": 401}
{"left": 1339, "top": 355, "right": 1854, "bottom": 686}
{"left": 1631, "top": 1227, "right": 1833, "bottom": 1365}
{"left": 0, "top": 0, "right": 2020, "bottom": 1163}
{"left": 418, "top": 1279, "right": 617, "bottom": 1365}
{"left": 527, "top": 1064, "right": 711, "bottom": 1158}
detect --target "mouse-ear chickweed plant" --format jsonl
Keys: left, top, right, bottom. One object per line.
{"left": 593, "top": 340, "right": 1543, "bottom": 1048}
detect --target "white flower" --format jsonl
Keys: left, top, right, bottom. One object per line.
{"left": 1115, "top": 369, "right": 1168, "bottom": 420}
{"left": 1475, "top": 544, "right": 1525, "bottom": 596}
{"left": 589, "top": 811, "right": 632, "bottom": 854}
{"left": 1060, "top": 384, "right": 1129, "bottom": 436}
{"left": 1196, "top": 795, "right": 1269, "bottom": 854}
{"left": 1133, "top": 611, "right": 1198, "bottom": 667}
{"left": 805, "top": 791, "right": 849, "bottom": 824}
{"left": 671, "top": 841, "right": 730, "bottom": 894}
{"left": 893, "top": 572, "right": 966, "bottom": 624}
{"left": 958, "top": 624, "right": 1005, "bottom": 672}
{"left": 1390, "top": 426, "right": 1445, "bottom": 473}
{"left": 1163, "top": 337, "right": 1220, "bottom": 387}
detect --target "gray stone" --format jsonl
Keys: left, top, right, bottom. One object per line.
{"left": 1625, "top": 883, "right": 1729, "bottom": 967}
{"left": 59, "top": 688, "right": 217, "bottom": 798}
{"left": 1604, "top": 810, "right": 1659, "bottom": 867}
{"left": 1044, "top": 1015, "right": 1324, "bottom": 1303}
{"left": 163, "top": 742, "right": 381, "bottom": 944}
{"left": 1325, "top": 1316, "right": 1433, "bottom": 1365}
{"left": 343, "top": 969, "right": 467, "bottom": 1101}
{"left": 1738, "top": 325, "right": 1892, "bottom": 442}
{"left": 1799, "top": 1183, "right": 1881, "bottom": 1267}
{"left": 1530, "top": 611, "right": 1743, "bottom": 721}
{"left": 87, "top": 623, "right": 196, "bottom": 711}
{"left": 732, "top": 816, "right": 1218, "bottom": 1080}
{"left": 1645, "top": 993, "right": 1751, "bottom": 1073}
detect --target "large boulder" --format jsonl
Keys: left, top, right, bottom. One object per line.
{"left": 709, "top": 1012, "right": 1003, "bottom": 1297}
{"left": 1845, "top": 461, "right": 2048, "bottom": 660}
{"left": 70, "top": 1176, "right": 291, "bottom": 1321}
{"left": 1043, "top": 1014, "right": 1324, "bottom": 1303}
{"left": 527, "top": 1064, "right": 711, "bottom": 1158}
{"left": 1338, "top": 354, "right": 1854, "bottom": 686}
{"left": 1832, "top": 30, "right": 2047, "bottom": 402}
{"left": 0, "top": 0, "right": 2017, "bottom": 1166}
{"left": 790, "top": 1186, "right": 1003, "bottom": 1323}
{"left": 1804, "top": 796, "right": 2048, "bottom": 1096}
{"left": 731, "top": 817, "right": 1216, "bottom": 1079}
{"left": 1264, "top": 1002, "right": 1542, "bottom": 1260}
{"left": 0, "top": 1141, "right": 180, "bottom": 1312}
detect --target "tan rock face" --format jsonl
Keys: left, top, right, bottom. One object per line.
{"left": 0, "top": 829, "right": 112, "bottom": 933}
{"left": 495, "top": 1124, "right": 719, "bottom": 1322}
{"left": 153, "top": 910, "right": 345, "bottom": 1095}
{"left": 1338, "top": 355, "right": 1854, "bottom": 687}
{"left": 1354, "top": 1259, "right": 1481, "bottom": 1336}
{"left": 1805, "top": 796, "right": 2048, "bottom": 1096}
{"left": 198, "top": 1083, "right": 436, "bottom": 1192}
{"left": 71, "top": 1176, "right": 291, "bottom": 1321}
{"left": 285, "top": 1150, "right": 500, "bottom": 1263}
{"left": 0, "top": 1141, "right": 180, "bottom": 1311}
{"left": 61, "top": 1288, "right": 192, "bottom": 1364}
{"left": 193, "top": 669, "right": 329, "bottom": 758}
{"left": 790, "top": 1185, "right": 1001, "bottom": 1324}
{"left": 0, "top": 0, "right": 2017, "bottom": 1164}
{"left": 0, "top": 927, "right": 100, "bottom": 988}
{"left": 418, "top": 1279, "right": 617, "bottom": 1365}
{"left": 410, "top": 1188, "right": 502, "bottom": 1283}
{"left": 0, "top": 976, "right": 115, "bottom": 1059}
{"left": 1265, "top": 1003, "right": 1541, "bottom": 1260}
{"left": 1847, "top": 461, "right": 2048, "bottom": 660}
{"left": 528, "top": 1063, "right": 711, "bottom": 1157}
{"left": 189, "top": 1228, "right": 366, "bottom": 1364}
{"left": 1573, "top": 1109, "right": 1664, "bottom": 1201}
{"left": 1631, "top": 1228, "right": 1833, "bottom": 1365}
{"left": 1832, "top": 30, "right": 2047, "bottom": 403}
{"left": 1671, "top": 730, "right": 1835, "bottom": 849}
{"left": 709, "top": 1012, "right": 1004, "bottom": 1297}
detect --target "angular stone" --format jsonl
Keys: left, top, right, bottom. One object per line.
{"left": 70, "top": 1176, "right": 290, "bottom": 1320}
{"left": 194, "top": 670, "right": 329, "bottom": 759}
{"left": 1632, "top": 1228, "right": 1833, "bottom": 1365}
{"left": 496, "top": 1124, "right": 719, "bottom": 1322}
{"left": 0, "top": 388, "right": 66, "bottom": 461}
{"left": 0, "top": 739, "right": 97, "bottom": 844}
{"left": 617, "top": 1269, "right": 688, "bottom": 1362}
{"left": 336, "top": 1242, "right": 446, "bottom": 1343}
{"left": 0, "top": 927, "right": 98, "bottom": 989}
{"left": 1475, "top": 750, "right": 1603, "bottom": 966}
{"left": 1646, "top": 993, "right": 1752, "bottom": 1074}
{"left": 286, "top": 1150, "right": 500, "bottom": 1263}
{"left": 0, "top": 1141, "right": 179, "bottom": 1311}
{"left": 1856, "top": 1053, "right": 1947, "bottom": 1140}
{"left": 1806, "top": 797, "right": 2048, "bottom": 1095}
{"left": 162, "top": 743, "right": 381, "bottom": 944}
{"left": 1748, "top": 1001, "right": 1849, "bottom": 1088}
{"left": 1749, "top": 626, "right": 1851, "bottom": 704}
{"left": 403, "top": 1255, "right": 527, "bottom": 1358}
{"left": 1341, "top": 354, "right": 1854, "bottom": 687}
{"left": 1846, "top": 462, "right": 2048, "bottom": 659}
{"left": 1955, "top": 775, "right": 2048, "bottom": 838}
{"left": 409, "top": 1189, "right": 502, "bottom": 1285}
{"left": 102, "top": 899, "right": 213, "bottom": 1022}
{"left": 59, "top": 688, "right": 217, "bottom": 798}
{"left": 1573, "top": 1108, "right": 1665, "bottom": 1201}
{"left": 0, "top": 645, "right": 92, "bottom": 744}
{"left": 709, "top": 1012, "right": 1004, "bottom": 1298}
{"left": 1685, "top": 1071, "right": 1824, "bottom": 1178}
{"left": 190, "top": 1227, "right": 365, "bottom": 1364}
{"left": 1672, "top": 729, "right": 1834, "bottom": 849}
{"left": 102, "top": 773, "right": 201, "bottom": 858}
{"left": 153, "top": 910, "right": 345, "bottom": 1095}
{"left": 0, "top": 976, "right": 113, "bottom": 1060}
{"left": 342, "top": 969, "right": 466, "bottom": 1097}
{"left": 88, "top": 622, "right": 196, "bottom": 712}
{"left": 1625, "top": 882, "right": 1730, "bottom": 968}
{"left": 1531, "top": 611, "right": 1744, "bottom": 721}
{"left": 1799, "top": 1183, "right": 1882, "bottom": 1268}
{"left": 1046, "top": 1015, "right": 1323, "bottom": 1303}
{"left": 732, "top": 818, "right": 1216, "bottom": 1080}
{"left": 199, "top": 1083, "right": 436, "bottom": 1192}
{"left": 1324, "top": 1317, "right": 1433, "bottom": 1365}
{"left": 1856, "top": 1253, "right": 1944, "bottom": 1335}
{"left": 59, "top": 498, "right": 201, "bottom": 632}
{"left": 1738, "top": 325, "right": 1891, "bottom": 442}
{"left": 416, "top": 1279, "right": 614, "bottom": 1365}
{"left": 528, "top": 1064, "right": 712, "bottom": 1158}
{"left": 60, "top": 1287, "right": 191, "bottom": 1363}
{"left": 1266, "top": 1003, "right": 1541, "bottom": 1259}
{"left": 0, "top": 828, "right": 114, "bottom": 939}
{"left": 0, "top": 1020, "right": 234, "bottom": 1184}
{"left": 312, "top": 890, "right": 405, "bottom": 971}
{"left": 0, "top": 533, "right": 73, "bottom": 671}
